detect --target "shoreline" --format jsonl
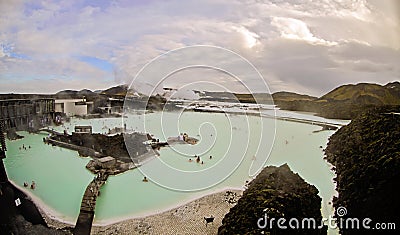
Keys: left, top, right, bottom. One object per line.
{"left": 92, "top": 186, "right": 244, "bottom": 227}
{"left": 92, "top": 189, "right": 243, "bottom": 234}
{"left": 10, "top": 179, "right": 243, "bottom": 230}
{"left": 9, "top": 180, "right": 76, "bottom": 228}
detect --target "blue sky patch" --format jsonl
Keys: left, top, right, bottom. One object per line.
{"left": 78, "top": 56, "right": 113, "bottom": 73}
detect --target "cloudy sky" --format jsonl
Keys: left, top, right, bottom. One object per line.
{"left": 0, "top": 0, "right": 399, "bottom": 96}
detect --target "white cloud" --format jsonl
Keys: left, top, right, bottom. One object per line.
{"left": 0, "top": 0, "right": 399, "bottom": 95}
{"left": 233, "top": 26, "right": 260, "bottom": 48}
{"left": 271, "top": 17, "right": 338, "bottom": 46}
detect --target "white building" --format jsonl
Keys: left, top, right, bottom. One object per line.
{"left": 98, "top": 97, "right": 124, "bottom": 114}
{"left": 55, "top": 99, "right": 93, "bottom": 116}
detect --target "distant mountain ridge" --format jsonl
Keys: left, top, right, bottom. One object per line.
{"left": 77, "top": 89, "right": 96, "bottom": 96}
{"left": 52, "top": 85, "right": 131, "bottom": 99}
{"left": 55, "top": 89, "right": 97, "bottom": 97}
{"left": 100, "top": 85, "right": 128, "bottom": 97}
{"left": 55, "top": 90, "right": 78, "bottom": 96}
{"left": 320, "top": 82, "right": 400, "bottom": 105}
{"left": 272, "top": 91, "right": 316, "bottom": 102}
{"left": 2, "top": 81, "right": 399, "bottom": 119}
{"left": 273, "top": 81, "right": 400, "bottom": 119}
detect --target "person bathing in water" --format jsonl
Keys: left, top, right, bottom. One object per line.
{"left": 30, "top": 181, "right": 36, "bottom": 189}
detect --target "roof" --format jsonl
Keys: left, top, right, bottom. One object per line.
{"left": 75, "top": 125, "right": 92, "bottom": 128}
{"left": 98, "top": 156, "right": 115, "bottom": 163}
{"left": 0, "top": 98, "right": 54, "bottom": 102}
{"left": 55, "top": 99, "right": 85, "bottom": 103}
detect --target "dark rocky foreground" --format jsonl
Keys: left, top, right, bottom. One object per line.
{"left": 325, "top": 106, "right": 400, "bottom": 234}
{"left": 0, "top": 182, "right": 71, "bottom": 234}
{"left": 218, "top": 164, "right": 326, "bottom": 235}
{"left": 1, "top": 121, "right": 70, "bottom": 234}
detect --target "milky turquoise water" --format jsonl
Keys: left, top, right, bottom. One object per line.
{"left": 4, "top": 132, "right": 93, "bottom": 222}
{"left": 3, "top": 111, "right": 337, "bottom": 234}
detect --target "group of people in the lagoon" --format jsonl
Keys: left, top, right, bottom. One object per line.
{"left": 178, "top": 133, "right": 189, "bottom": 142}
{"left": 23, "top": 180, "right": 36, "bottom": 189}
{"left": 19, "top": 144, "right": 31, "bottom": 150}
{"left": 188, "top": 155, "right": 213, "bottom": 164}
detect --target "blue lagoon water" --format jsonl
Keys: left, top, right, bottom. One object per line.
{"left": 4, "top": 110, "right": 338, "bottom": 234}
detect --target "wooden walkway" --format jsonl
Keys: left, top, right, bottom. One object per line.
{"left": 265, "top": 114, "right": 343, "bottom": 130}
{"left": 74, "top": 172, "right": 109, "bottom": 235}
{"left": 192, "top": 108, "right": 344, "bottom": 130}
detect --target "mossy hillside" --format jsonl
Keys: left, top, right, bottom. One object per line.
{"left": 325, "top": 106, "right": 400, "bottom": 234}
